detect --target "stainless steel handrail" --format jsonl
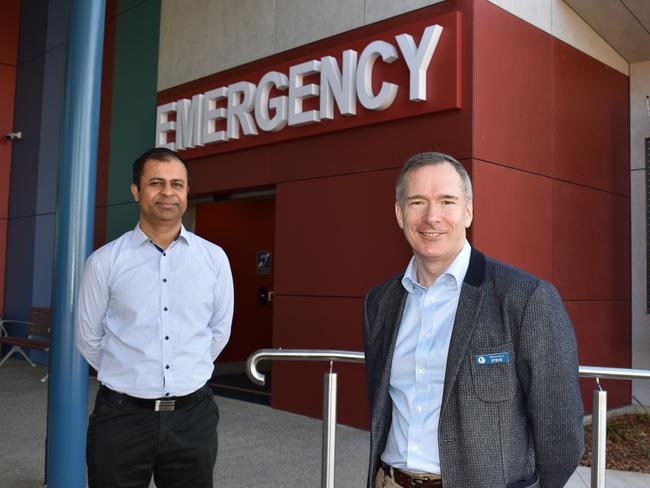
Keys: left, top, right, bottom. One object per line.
{"left": 246, "top": 349, "right": 365, "bottom": 386}
{"left": 579, "top": 365, "right": 650, "bottom": 380}
{"left": 246, "top": 349, "right": 650, "bottom": 488}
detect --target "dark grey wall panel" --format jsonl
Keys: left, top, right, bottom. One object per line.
{"left": 32, "top": 213, "right": 54, "bottom": 307}
{"left": 36, "top": 44, "right": 65, "bottom": 214}
{"left": 17, "top": 0, "right": 48, "bottom": 64}
{"left": 46, "top": 0, "right": 69, "bottom": 51}
{"left": 9, "top": 56, "right": 44, "bottom": 219}
{"left": 3, "top": 215, "right": 36, "bottom": 319}
{"left": 5, "top": 0, "right": 68, "bottom": 318}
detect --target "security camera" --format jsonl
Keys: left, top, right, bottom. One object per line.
{"left": 4, "top": 131, "right": 22, "bottom": 141}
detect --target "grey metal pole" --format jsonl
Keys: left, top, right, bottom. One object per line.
{"left": 322, "top": 365, "right": 337, "bottom": 488}
{"left": 591, "top": 382, "right": 607, "bottom": 488}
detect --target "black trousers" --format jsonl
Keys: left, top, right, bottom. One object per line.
{"left": 87, "top": 385, "right": 219, "bottom": 488}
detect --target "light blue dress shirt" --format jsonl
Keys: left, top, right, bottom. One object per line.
{"left": 75, "top": 224, "right": 234, "bottom": 399}
{"left": 382, "top": 240, "right": 471, "bottom": 474}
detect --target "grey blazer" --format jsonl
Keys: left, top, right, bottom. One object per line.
{"left": 363, "top": 248, "right": 584, "bottom": 488}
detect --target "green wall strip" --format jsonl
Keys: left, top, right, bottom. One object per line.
{"left": 105, "top": 0, "right": 161, "bottom": 240}
{"left": 105, "top": 202, "right": 140, "bottom": 242}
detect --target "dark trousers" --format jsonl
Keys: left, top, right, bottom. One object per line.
{"left": 87, "top": 385, "right": 219, "bottom": 488}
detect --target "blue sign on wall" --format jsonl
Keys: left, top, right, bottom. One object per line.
{"left": 256, "top": 250, "right": 272, "bottom": 275}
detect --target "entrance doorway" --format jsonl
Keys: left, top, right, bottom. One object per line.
{"left": 194, "top": 193, "right": 275, "bottom": 404}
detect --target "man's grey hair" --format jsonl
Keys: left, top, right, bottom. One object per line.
{"left": 395, "top": 152, "right": 473, "bottom": 203}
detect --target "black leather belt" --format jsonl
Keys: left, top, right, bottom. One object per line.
{"left": 382, "top": 462, "right": 443, "bottom": 488}
{"left": 99, "top": 384, "right": 210, "bottom": 412}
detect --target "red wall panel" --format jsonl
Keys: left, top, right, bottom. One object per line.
{"left": 473, "top": 0, "right": 629, "bottom": 194}
{"left": 472, "top": 159, "right": 553, "bottom": 281}
{"left": 271, "top": 295, "right": 369, "bottom": 428}
{"left": 473, "top": 0, "right": 554, "bottom": 176}
{"left": 0, "top": 0, "right": 19, "bottom": 314}
{"left": 275, "top": 169, "right": 411, "bottom": 298}
{"left": 0, "top": 0, "right": 20, "bottom": 66}
{"left": 568, "top": 300, "right": 631, "bottom": 411}
{"left": 0, "top": 64, "right": 17, "bottom": 220}
{"left": 273, "top": 296, "right": 364, "bottom": 348}
{"left": 552, "top": 180, "right": 630, "bottom": 301}
{"left": 553, "top": 42, "right": 629, "bottom": 195}
{"left": 569, "top": 301, "right": 631, "bottom": 369}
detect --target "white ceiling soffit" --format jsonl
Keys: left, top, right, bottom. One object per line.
{"left": 564, "top": 0, "right": 650, "bottom": 63}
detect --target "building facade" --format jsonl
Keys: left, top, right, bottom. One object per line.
{"left": 0, "top": 0, "right": 648, "bottom": 429}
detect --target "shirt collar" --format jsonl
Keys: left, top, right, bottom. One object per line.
{"left": 402, "top": 239, "right": 472, "bottom": 293}
{"left": 177, "top": 224, "right": 190, "bottom": 244}
{"left": 131, "top": 223, "right": 190, "bottom": 248}
{"left": 131, "top": 224, "right": 150, "bottom": 247}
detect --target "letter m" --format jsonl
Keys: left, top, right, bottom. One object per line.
{"left": 176, "top": 94, "right": 205, "bottom": 150}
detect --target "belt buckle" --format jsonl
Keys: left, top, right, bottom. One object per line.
{"left": 410, "top": 477, "right": 432, "bottom": 487}
{"left": 154, "top": 399, "right": 175, "bottom": 412}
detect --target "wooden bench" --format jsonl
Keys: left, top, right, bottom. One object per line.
{"left": 0, "top": 307, "right": 51, "bottom": 379}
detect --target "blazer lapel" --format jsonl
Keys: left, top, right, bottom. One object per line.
{"left": 380, "top": 280, "right": 407, "bottom": 388}
{"left": 371, "top": 279, "right": 407, "bottom": 438}
{"left": 441, "top": 249, "right": 486, "bottom": 414}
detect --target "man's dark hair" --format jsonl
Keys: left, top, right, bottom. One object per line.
{"left": 395, "top": 152, "right": 472, "bottom": 203}
{"left": 132, "top": 147, "right": 190, "bottom": 190}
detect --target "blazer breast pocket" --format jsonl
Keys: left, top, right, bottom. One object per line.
{"left": 470, "top": 342, "right": 517, "bottom": 402}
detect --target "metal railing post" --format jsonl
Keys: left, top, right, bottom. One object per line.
{"left": 591, "top": 380, "right": 607, "bottom": 488}
{"left": 322, "top": 363, "right": 337, "bottom": 488}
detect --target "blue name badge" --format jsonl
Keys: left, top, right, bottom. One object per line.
{"left": 475, "top": 352, "right": 509, "bottom": 365}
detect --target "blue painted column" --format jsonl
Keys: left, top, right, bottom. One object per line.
{"left": 47, "top": 1, "right": 105, "bottom": 486}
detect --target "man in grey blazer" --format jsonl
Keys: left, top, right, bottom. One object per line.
{"left": 364, "top": 152, "right": 583, "bottom": 488}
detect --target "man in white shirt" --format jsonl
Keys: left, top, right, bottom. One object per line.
{"left": 76, "top": 147, "right": 234, "bottom": 488}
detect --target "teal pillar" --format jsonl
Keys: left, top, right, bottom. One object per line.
{"left": 47, "top": 0, "right": 106, "bottom": 486}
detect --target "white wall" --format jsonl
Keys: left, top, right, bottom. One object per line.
{"left": 158, "top": 0, "right": 446, "bottom": 90}
{"left": 630, "top": 61, "right": 650, "bottom": 404}
{"left": 157, "top": 0, "right": 626, "bottom": 90}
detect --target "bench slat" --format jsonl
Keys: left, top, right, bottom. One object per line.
{"left": 0, "top": 336, "right": 49, "bottom": 350}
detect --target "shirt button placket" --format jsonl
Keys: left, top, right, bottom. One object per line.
{"left": 415, "top": 300, "right": 427, "bottom": 389}
{"left": 160, "top": 250, "right": 170, "bottom": 387}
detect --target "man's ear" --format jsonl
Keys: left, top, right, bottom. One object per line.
{"left": 130, "top": 183, "right": 139, "bottom": 202}
{"left": 395, "top": 200, "right": 404, "bottom": 230}
{"left": 464, "top": 199, "right": 473, "bottom": 228}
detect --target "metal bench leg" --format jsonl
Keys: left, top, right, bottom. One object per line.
{"left": 0, "top": 346, "right": 37, "bottom": 368}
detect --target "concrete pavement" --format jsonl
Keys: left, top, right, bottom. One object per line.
{"left": 1, "top": 358, "right": 649, "bottom": 487}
